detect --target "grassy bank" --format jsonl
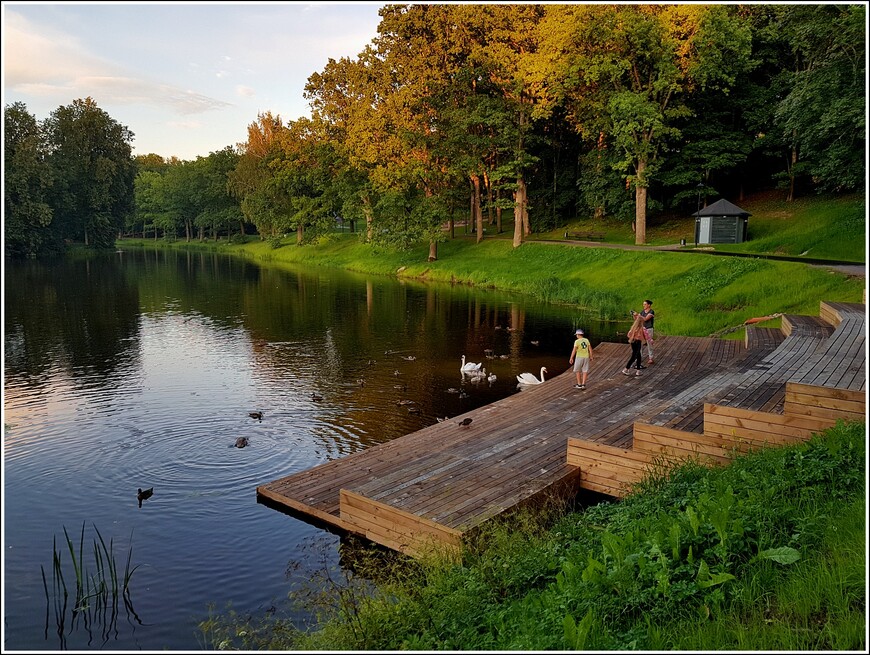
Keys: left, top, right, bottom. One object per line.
{"left": 120, "top": 232, "right": 864, "bottom": 339}
{"left": 200, "top": 420, "right": 865, "bottom": 650}
{"left": 546, "top": 191, "right": 866, "bottom": 263}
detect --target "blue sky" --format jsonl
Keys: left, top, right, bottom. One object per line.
{"left": 3, "top": 2, "right": 385, "bottom": 160}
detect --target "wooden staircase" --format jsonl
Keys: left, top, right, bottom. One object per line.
{"left": 567, "top": 301, "right": 866, "bottom": 498}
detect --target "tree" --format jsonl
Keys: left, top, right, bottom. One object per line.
{"left": 4, "top": 102, "right": 54, "bottom": 257}
{"left": 228, "top": 111, "right": 285, "bottom": 237}
{"left": 772, "top": 4, "right": 865, "bottom": 197}
{"left": 538, "top": 5, "right": 752, "bottom": 243}
{"left": 43, "top": 97, "right": 136, "bottom": 248}
{"left": 191, "top": 147, "right": 243, "bottom": 241}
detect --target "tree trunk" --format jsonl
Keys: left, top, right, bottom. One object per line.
{"left": 594, "top": 131, "right": 606, "bottom": 220}
{"left": 297, "top": 224, "right": 304, "bottom": 245}
{"left": 634, "top": 159, "right": 647, "bottom": 245}
{"left": 520, "top": 176, "right": 531, "bottom": 237}
{"left": 363, "top": 195, "right": 374, "bottom": 242}
{"left": 496, "top": 188, "right": 502, "bottom": 234}
{"left": 84, "top": 226, "right": 89, "bottom": 246}
{"left": 484, "top": 171, "right": 494, "bottom": 225}
{"left": 428, "top": 240, "right": 437, "bottom": 262}
{"left": 239, "top": 220, "right": 246, "bottom": 237}
{"left": 512, "top": 176, "right": 525, "bottom": 248}
{"left": 787, "top": 143, "right": 797, "bottom": 202}
{"left": 472, "top": 174, "right": 483, "bottom": 244}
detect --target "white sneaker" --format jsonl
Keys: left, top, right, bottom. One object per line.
{"left": 635, "top": 371, "right": 643, "bottom": 377}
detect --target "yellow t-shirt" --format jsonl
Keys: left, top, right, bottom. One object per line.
{"left": 574, "top": 337, "right": 591, "bottom": 358}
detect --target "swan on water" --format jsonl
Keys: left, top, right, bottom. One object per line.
{"left": 517, "top": 367, "right": 548, "bottom": 386}
{"left": 460, "top": 355, "right": 483, "bottom": 373}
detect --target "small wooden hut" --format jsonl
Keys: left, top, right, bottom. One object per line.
{"left": 693, "top": 198, "right": 751, "bottom": 245}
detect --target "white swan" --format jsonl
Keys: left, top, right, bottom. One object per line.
{"left": 461, "top": 355, "right": 483, "bottom": 373}
{"left": 517, "top": 367, "right": 547, "bottom": 385}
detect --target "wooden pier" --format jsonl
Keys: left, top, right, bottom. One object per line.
{"left": 257, "top": 301, "right": 865, "bottom": 558}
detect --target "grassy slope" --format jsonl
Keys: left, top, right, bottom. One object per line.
{"left": 542, "top": 191, "right": 866, "bottom": 263}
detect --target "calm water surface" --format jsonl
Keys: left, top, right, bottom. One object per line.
{"left": 3, "top": 248, "right": 617, "bottom": 650}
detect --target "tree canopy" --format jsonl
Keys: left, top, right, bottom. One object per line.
{"left": 5, "top": 4, "right": 864, "bottom": 258}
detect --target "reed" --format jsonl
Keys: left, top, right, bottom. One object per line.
{"left": 41, "top": 522, "right": 141, "bottom": 648}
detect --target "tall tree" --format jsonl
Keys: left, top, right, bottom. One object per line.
{"left": 538, "top": 4, "right": 751, "bottom": 243}
{"left": 43, "top": 97, "right": 136, "bottom": 248}
{"left": 192, "top": 147, "right": 243, "bottom": 241}
{"left": 4, "top": 102, "right": 54, "bottom": 257}
{"left": 306, "top": 53, "right": 384, "bottom": 243}
{"left": 227, "top": 111, "right": 285, "bottom": 237}
{"left": 772, "top": 4, "right": 865, "bottom": 197}
{"left": 464, "top": 3, "right": 545, "bottom": 248}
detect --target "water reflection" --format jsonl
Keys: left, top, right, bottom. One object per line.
{"left": 3, "top": 248, "right": 619, "bottom": 650}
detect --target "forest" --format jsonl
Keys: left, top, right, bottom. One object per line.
{"left": 4, "top": 3, "right": 865, "bottom": 259}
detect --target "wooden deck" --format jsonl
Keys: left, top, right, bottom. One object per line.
{"left": 258, "top": 301, "right": 865, "bottom": 557}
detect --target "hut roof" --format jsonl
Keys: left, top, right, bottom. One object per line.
{"left": 692, "top": 198, "right": 752, "bottom": 218}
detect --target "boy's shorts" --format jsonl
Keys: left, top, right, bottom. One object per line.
{"left": 573, "top": 358, "right": 590, "bottom": 373}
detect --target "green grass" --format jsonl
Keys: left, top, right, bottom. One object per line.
{"left": 199, "top": 420, "right": 865, "bottom": 651}
{"left": 547, "top": 191, "right": 866, "bottom": 262}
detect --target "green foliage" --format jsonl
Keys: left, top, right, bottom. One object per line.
{"left": 4, "top": 102, "right": 55, "bottom": 257}
{"left": 43, "top": 97, "right": 136, "bottom": 249}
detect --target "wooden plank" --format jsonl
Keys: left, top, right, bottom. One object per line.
{"left": 784, "top": 382, "right": 866, "bottom": 418}
{"left": 566, "top": 439, "right": 653, "bottom": 469}
{"left": 632, "top": 423, "right": 733, "bottom": 465}
{"left": 340, "top": 489, "right": 462, "bottom": 558}
{"left": 703, "top": 403, "right": 828, "bottom": 445}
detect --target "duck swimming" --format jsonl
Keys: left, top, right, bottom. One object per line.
{"left": 137, "top": 487, "right": 153, "bottom": 507}
{"left": 234, "top": 437, "right": 249, "bottom": 448}
{"left": 248, "top": 411, "right": 263, "bottom": 421}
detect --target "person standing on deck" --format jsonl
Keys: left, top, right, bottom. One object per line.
{"left": 569, "top": 328, "right": 593, "bottom": 390}
{"left": 622, "top": 314, "right": 647, "bottom": 377}
{"left": 638, "top": 299, "right": 655, "bottom": 364}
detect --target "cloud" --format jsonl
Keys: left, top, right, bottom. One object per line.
{"left": 236, "top": 85, "right": 256, "bottom": 98}
{"left": 4, "top": 10, "right": 231, "bottom": 116}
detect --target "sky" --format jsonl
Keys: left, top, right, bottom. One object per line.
{"left": 2, "top": 2, "right": 385, "bottom": 160}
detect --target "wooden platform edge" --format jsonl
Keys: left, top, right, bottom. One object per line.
{"left": 632, "top": 422, "right": 733, "bottom": 466}
{"left": 340, "top": 489, "right": 463, "bottom": 560}
{"left": 257, "top": 485, "right": 354, "bottom": 533}
{"left": 784, "top": 381, "right": 866, "bottom": 424}
{"left": 704, "top": 402, "right": 829, "bottom": 447}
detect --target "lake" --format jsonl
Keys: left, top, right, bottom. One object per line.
{"left": 3, "top": 247, "right": 618, "bottom": 650}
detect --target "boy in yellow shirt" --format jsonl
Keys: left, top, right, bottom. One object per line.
{"left": 569, "top": 328, "right": 593, "bottom": 390}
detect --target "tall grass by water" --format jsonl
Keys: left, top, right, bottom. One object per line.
{"left": 199, "top": 420, "right": 865, "bottom": 650}
{"left": 41, "top": 523, "right": 142, "bottom": 649}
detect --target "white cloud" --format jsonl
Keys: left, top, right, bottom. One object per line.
{"left": 236, "top": 85, "right": 255, "bottom": 98}
{"left": 4, "top": 10, "right": 231, "bottom": 116}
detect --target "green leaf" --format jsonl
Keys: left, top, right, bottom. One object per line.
{"left": 756, "top": 546, "right": 801, "bottom": 565}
